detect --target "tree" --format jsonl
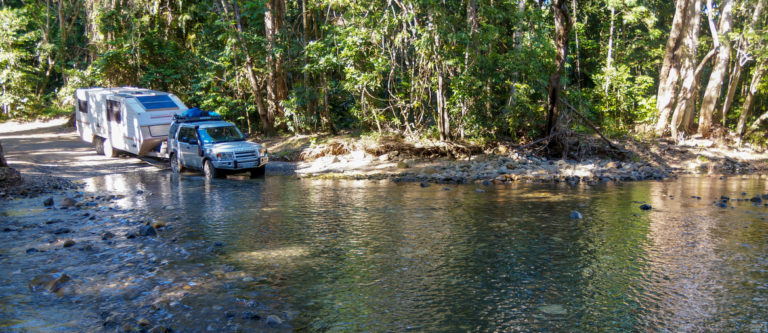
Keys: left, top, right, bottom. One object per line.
{"left": 655, "top": 0, "right": 695, "bottom": 136}
{"left": 545, "top": 0, "right": 572, "bottom": 145}
{"left": 698, "top": 0, "right": 735, "bottom": 135}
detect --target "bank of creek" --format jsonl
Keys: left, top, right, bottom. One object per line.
{"left": 2, "top": 119, "right": 768, "bottom": 331}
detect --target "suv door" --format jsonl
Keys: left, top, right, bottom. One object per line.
{"left": 178, "top": 126, "right": 202, "bottom": 169}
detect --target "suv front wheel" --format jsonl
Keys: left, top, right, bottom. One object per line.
{"left": 170, "top": 153, "right": 183, "bottom": 173}
{"left": 204, "top": 159, "right": 222, "bottom": 180}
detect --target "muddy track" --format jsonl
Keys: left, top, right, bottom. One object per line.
{"left": 0, "top": 119, "right": 171, "bottom": 180}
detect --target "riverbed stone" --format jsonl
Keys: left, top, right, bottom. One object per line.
{"left": 60, "top": 197, "right": 77, "bottom": 207}
{"left": 52, "top": 228, "right": 71, "bottom": 235}
{"left": 28, "top": 272, "right": 70, "bottom": 293}
{"left": 266, "top": 315, "right": 283, "bottom": 327}
{"left": 570, "top": 211, "right": 583, "bottom": 219}
{"left": 639, "top": 204, "right": 652, "bottom": 210}
{"left": 43, "top": 197, "right": 54, "bottom": 206}
{"left": 63, "top": 239, "right": 76, "bottom": 247}
{"left": 102, "top": 231, "right": 115, "bottom": 240}
{"left": 241, "top": 311, "right": 261, "bottom": 320}
{"left": 139, "top": 225, "right": 157, "bottom": 237}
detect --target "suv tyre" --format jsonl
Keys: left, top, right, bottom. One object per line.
{"left": 204, "top": 159, "right": 221, "bottom": 180}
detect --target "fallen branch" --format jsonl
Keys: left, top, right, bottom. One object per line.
{"left": 518, "top": 130, "right": 563, "bottom": 151}
{"left": 559, "top": 98, "right": 621, "bottom": 151}
{"left": 744, "top": 110, "right": 768, "bottom": 137}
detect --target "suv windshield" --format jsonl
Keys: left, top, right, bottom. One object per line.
{"left": 199, "top": 126, "right": 245, "bottom": 143}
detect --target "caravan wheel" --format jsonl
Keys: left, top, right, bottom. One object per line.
{"left": 103, "top": 138, "right": 118, "bottom": 158}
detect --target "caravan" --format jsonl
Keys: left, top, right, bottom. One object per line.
{"left": 75, "top": 87, "right": 187, "bottom": 157}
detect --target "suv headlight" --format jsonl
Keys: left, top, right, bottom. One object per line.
{"left": 216, "top": 152, "right": 234, "bottom": 161}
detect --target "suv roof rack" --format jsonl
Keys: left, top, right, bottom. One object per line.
{"left": 173, "top": 108, "right": 222, "bottom": 123}
{"left": 172, "top": 114, "right": 223, "bottom": 123}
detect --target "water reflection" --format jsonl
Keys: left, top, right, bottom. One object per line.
{"left": 83, "top": 173, "right": 768, "bottom": 331}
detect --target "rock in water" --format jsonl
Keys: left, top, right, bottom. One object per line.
{"left": 750, "top": 196, "right": 762, "bottom": 203}
{"left": 43, "top": 197, "right": 54, "bottom": 207}
{"left": 570, "top": 211, "right": 583, "bottom": 219}
{"left": 639, "top": 204, "right": 652, "bottom": 210}
{"left": 61, "top": 197, "right": 77, "bottom": 207}
{"left": 139, "top": 225, "right": 157, "bottom": 237}
{"left": 101, "top": 231, "right": 115, "bottom": 240}
{"left": 28, "top": 273, "right": 70, "bottom": 293}
{"left": 266, "top": 315, "right": 283, "bottom": 327}
{"left": 63, "top": 239, "right": 76, "bottom": 247}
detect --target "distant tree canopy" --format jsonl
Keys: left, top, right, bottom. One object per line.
{"left": 0, "top": 0, "right": 766, "bottom": 144}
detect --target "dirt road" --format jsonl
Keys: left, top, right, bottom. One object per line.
{"left": 0, "top": 118, "right": 167, "bottom": 180}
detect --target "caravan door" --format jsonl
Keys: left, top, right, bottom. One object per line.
{"left": 74, "top": 90, "right": 93, "bottom": 142}
{"left": 105, "top": 98, "right": 126, "bottom": 152}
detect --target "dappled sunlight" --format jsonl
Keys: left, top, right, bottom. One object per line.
{"left": 230, "top": 246, "right": 310, "bottom": 264}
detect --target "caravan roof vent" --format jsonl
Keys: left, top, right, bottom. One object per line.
{"left": 137, "top": 95, "right": 178, "bottom": 110}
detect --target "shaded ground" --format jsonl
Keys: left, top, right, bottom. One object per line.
{"left": 0, "top": 118, "right": 164, "bottom": 180}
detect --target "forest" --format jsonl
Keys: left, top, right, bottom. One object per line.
{"left": 0, "top": 0, "right": 766, "bottom": 146}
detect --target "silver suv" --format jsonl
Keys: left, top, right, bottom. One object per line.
{"left": 168, "top": 114, "right": 268, "bottom": 179}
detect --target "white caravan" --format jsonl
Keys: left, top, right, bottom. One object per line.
{"left": 75, "top": 87, "right": 187, "bottom": 157}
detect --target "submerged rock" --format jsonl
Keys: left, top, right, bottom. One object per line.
{"left": 639, "top": 204, "right": 652, "bottom": 210}
{"left": 241, "top": 311, "right": 261, "bottom": 320}
{"left": 60, "top": 197, "right": 77, "bottom": 207}
{"left": 43, "top": 197, "right": 54, "bottom": 207}
{"left": 63, "top": 239, "right": 76, "bottom": 247}
{"left": 570, "top": 211, "right": 583, "bottom": 219}
{"left": 139, "top": 225, "right": 157, "bottom": 237}
{"left": 102, "top": 231, "right": 115, "bottom": 240}
{"left": 266, "top": 315, "right": 283, "bottom": 327}
{"left": 28, "top": 272, "right": 70, "bottom": 293}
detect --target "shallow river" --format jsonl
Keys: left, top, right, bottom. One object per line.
{"left": 82, "top": 173, "right": 768, "bottom": 331}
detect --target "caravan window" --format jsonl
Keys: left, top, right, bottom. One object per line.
{"left": 78, "top": 99, "right": 88, "bottom": 113}
{"left": 107, "top": 100, "right": 122, "bottom": 123}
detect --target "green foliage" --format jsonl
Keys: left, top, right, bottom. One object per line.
{"left": 1, "top": 0, "right": 762, "bottom": 145}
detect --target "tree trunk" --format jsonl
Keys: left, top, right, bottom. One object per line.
{"left": 220, "top": 0, "right": 273, "bottom": 135}
{"left": 669, "top": 0, "right": 701, "bottom": 139}
{"left": 698, "top": 0, "right": 735, "bottom": 135}
{"left": 572, "top": 0, "right": 581, "bottom": 87}
{"left": 722, "top": 0, "right": 764, "bottom": 128}
{"left": 604, "top": 5, "right": 615, "bottom": 92}
{"left": 265, "top": 0, "right": 287, "bottom": 129}
{"left": 654, "top": 0, "right": 692, "bottom": 136}
{"left": 460, "top": 0, "right": 478, "bottom": 139}
{"left": 737, "top": 60, "right": 766, "bottom": 135}
{"left": 545, "top": 0, "right": 572, "bottom": 141}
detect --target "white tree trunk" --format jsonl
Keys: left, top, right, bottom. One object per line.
{"left": 655, "top": 0, "right": 692, "bottom": 136}
{"left": 737, "top": 61, "right": 766, "bottom": 135}
{"left": 669, "top": 0, "right": 702, "bottom": 139}
{"left": 698, "top": 0, "right": 735, "bottom": 135}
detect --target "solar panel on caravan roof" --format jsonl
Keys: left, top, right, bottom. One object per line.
{"left": 136, "top": 95, "right": 178, "bottom": 110}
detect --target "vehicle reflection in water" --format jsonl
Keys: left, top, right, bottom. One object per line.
{"left": 83, "top": 173, "right": 768, "bottom": 331}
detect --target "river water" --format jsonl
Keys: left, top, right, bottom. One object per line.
{"left": 81, "top": 173, "right": 768, "bottom": 331}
